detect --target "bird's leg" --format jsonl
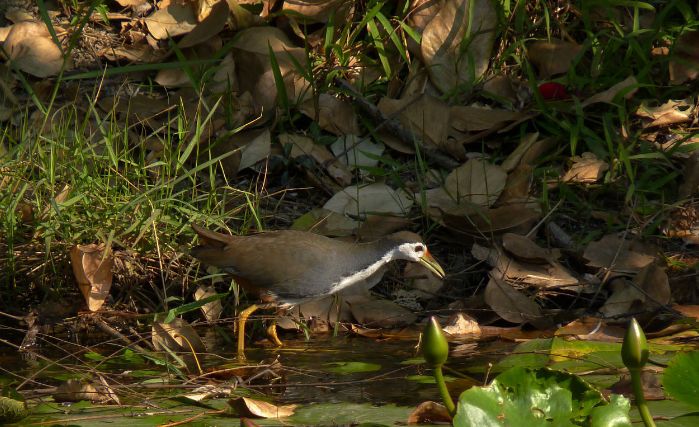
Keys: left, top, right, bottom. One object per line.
{"left": 237, "top": 304, "right": 260, "bottom": 358}
{"left": 237, "top": 303, "right": 279, "bottom": 358}
{"left": 266, "top": 321, "right": 283, "bottom": 347}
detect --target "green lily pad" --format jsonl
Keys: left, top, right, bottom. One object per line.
{"left": 663, "top": 351, "right": 699, "bottom": 410}
{"left": 452, "top": 367, "right": 631, "bottom": 426}
{"left": 324, "top": 361, "right": 382, "bottom": 374}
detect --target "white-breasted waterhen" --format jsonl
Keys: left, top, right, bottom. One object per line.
{"left": 190, "top": 224, "right": 445, "bottom": 357}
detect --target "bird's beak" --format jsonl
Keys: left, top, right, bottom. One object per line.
{"left": 419, "top": 249, "right": 446, "bottom": 279}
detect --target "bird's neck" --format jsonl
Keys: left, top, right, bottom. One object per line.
{"left": 327, "top": 241, "right": 403, "bottom": 295}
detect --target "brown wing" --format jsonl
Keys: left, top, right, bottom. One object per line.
{"left": 191, "top": 226, "right": 348, "bottom": 297}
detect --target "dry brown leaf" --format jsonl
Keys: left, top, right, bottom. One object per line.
{"left": 408, "top": 401, "right": 452, "bottom": 425}
{"left": 555, "top": 317, "right": 626, "bottom": 341}
{"left": 562, "top": 152, "right": 609, "bottom": 184}
{"left": 282, "top": 0, "right": 352, "bottom": 24}
{"left": 283, "top": 133, "right": 352, "bottom": 186}
{"left": 99, "top": 43, "right": 164, "bottom": 63}
{"left": 669, "top": 30, "right": 699, "bottom": 84}
{"left": 502, "top": 133, "right": 539, "bottom": 172}
{"left": 473, "top": 243, "right": 579, "bottom": 289}
{"left": 635, "top": 99, "right": 694, "bottom": 127}
{"left": 152, "top": 318, "right": 206, "bottom": 372}
{"left": 70, "top": 243, "right": 113, "bottom": 312}
{"left": 194, "top": 285, "right": 223, "bottom": 322}
{"left": 634, "top": 263, "right": 671, "bottom": 309}
{"left": 239, "top": 127, "right": 271, "bottom": 170}
{"left": 116, "top": 0, "right": 148, "bottom": 6}
{"left": 178, "top": 0, "right": 229, "bottom": 48}
{"left": 502, "top": 233, "right": 557, "bottom": 264}
{"left": 482, "top": 74, "right": 521, "bottom": 105}
{"left": 484, "top": 276, "right": 546, "bottom": 326}
{"left": 145, "top": 3, "right": 198, "bottom": 40}
{"left": 323, "top": 183, "right": 414, "bottom": 227}
{"left": 357, "top": 214, "right": 413, "bottom": 241}
{"left": 349, "top": 298, "right": 417, "bottom": 328}
{"left": 528, "top": 39, "right": 582, "bottom": 78}
{"left": 583, "top": 233, "right": 657, "bottom": 274}
{"left": 425, "top": 158, "right": 507, "bottom": 210}
{"left": 421, "top": 0, "right": 497, "bottom": 94}
{"left": 450, "top": 105, "right": 527, "bottom": 133}
{"left": 581, "top": 76, "right": 638, "bottom": 108}
{"left": 439, "top": 203, "right": 541, "bottom": 236}
{"left": 229, "top": 396, "right": 297, "bottom": 419}
{"left": 497, "top": 165, "right": 533, "bottom": 204}
{"left": 299, "top": 93, "right": 359, "bottom": 135}
{"left": 442, "top": 312, "right": 480, "bottom": 336}
{"left": 330, "top": 135, "right": 384, "bottom": 171}
{"left": 231, "top": 27, "right": 309, "bottom": 118}
{"left": 54, "top": 380, "right": 104, "bottom": 403}
{"left": 291, "top": 208, "right": 357, "bottom": 236}
{"left": 4, "top": 21, "right": 66, "bottom": 77}
{"left": 599, "top": 277, "right": 644, "bottom": 318}
{"left": 403, "top": 261, "right": 444, "bottom": 297}
{"left": 378, "top": 95, "right": 450, "bottom": 148}
{"left": 152, "top": 318, "right": 206, "bottom": 352}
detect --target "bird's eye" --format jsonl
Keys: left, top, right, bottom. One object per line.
{"left": 415, "top": 244, "right": 425, "bottom": 253}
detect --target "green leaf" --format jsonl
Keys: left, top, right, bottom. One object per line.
{"left": 453, "top": 367, "right": 629, "bottom": 426}
{"left": 324, "top": 361, "right": 382, "bottom": 375}
{"left": 663, "top": 351, "right": 699, "bottom": 410}
{"left": 590, "top": 394, "right": 631, "bottom": 427}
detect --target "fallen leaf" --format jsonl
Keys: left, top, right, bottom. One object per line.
{"left": 581, "top": 75, "right": 638, "bottom": 108}
{"left": 4, "top": 21, "right": 66, "bottom": 77}
{"left": 669, "top": 30, "right": 699, "bottom": 84}
{"left": 300, "top": 93, "right": 360, "bottom": 135}
{"left": 403, "top": 262, "right": 444, "bottom": 297}
{"left": 421, "top": 0, "right": 497, "bottom": 93}
{"left": 70, "top": 243, "right": 113, "bottom": 312}
{"left": 282, "top": 133, "right": 352, "bottom": 186}
{"left": 408, "top": 401, "right": 452, "bottom": 424}
{"left": 425, "top": 158, "right": 507, "bottom": 210}
{"left": 450, "top": 105, "right": 528, "bottom": 133}
{"left": 282, "top": 0, "right": 353, "bottom": 24}
{"left": 439, "top": 203, "right": 541, "bottom": 237}
{"left": 144, "top": 3, "right": 198, "bottom": 40}
{"left": 484, "top": 276, "right": 547, "bottom": 327}
{"left": 177, "top": 0, "right": 229, "bottom": 48}
{"left": 323, "top": 183, "right": 414, "bottom": 229}
{"left": 349, "top": 298, "right": 417, "bottom": 328}
{"left": 502, "top": 233, "right": 557, "bottom": 264}
{"left": 562, "top": 152, "right": 609, "bottom": 183}
{"left": 228, "top": 397, "right": 296, "bottom": 419}
{"left": 239, "top": 127, "right": 271, "bottom": 170}
{"left": 194, "top": 285, "right": 223, "bottom": 322}
{"left": 635, "top": 98, "right": 694, "bottom": 127}
{"left": 291, "top": 208, "right": 357, "bottom": 236}
{"left": 54, "top": 380, "right": 105, "bottom": 403}
{"left": 473, "top": 243, "right": 579, "bottom": 289}
{"left": 378, "top": 95, "right": 450, "bottom": 149}
{"left": 528, "top": 39, "right": 582, "bottom": 77}
{"left": 330, "top": 135, "right": 385, "bottom": 171}
{"left": 583, "top": 233, "right": 657, "bottom": 274}
{"left": 442, "top": 312, "right": 480, "bottom": 336}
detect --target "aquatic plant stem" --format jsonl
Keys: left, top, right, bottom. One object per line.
{"left": 630, "top": 367, "right": 656, "bottom": 427}
{"left": 433, "top": 365, "right": 455, "bottom": 415}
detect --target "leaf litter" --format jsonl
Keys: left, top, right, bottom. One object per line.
{"left": 3, "top": 0, "right": 699, "bottom": 424}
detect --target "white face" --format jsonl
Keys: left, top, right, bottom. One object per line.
{"left": 396, "top": 242, "right": 426, "bottom": 262}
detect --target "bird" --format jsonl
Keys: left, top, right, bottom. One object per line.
{"left": 190, "top": 223, "right": 445, "bottom": 357}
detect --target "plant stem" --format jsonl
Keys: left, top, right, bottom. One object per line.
{"left": 630, "top": 367, "right": 656, "bottom": 427}
{"left": 434, "top": 366, "right": 455, "bottom": 416}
